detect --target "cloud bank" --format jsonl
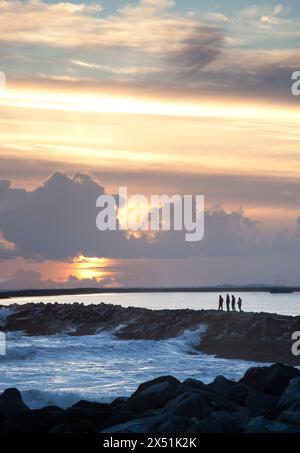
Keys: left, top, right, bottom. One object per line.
{"left": 0, "top": 172, "right": 299, "bottom": 263}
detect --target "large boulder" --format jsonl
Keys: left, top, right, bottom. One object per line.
{"left": 0, "top": 388, "right": 29, "bottom": 418}
{"left": 244, "top": 390, "right": 278, "bottom": 417}
{"left": 100, "top": 414, "right": 190, "bottom": 434}
{"left": 129, "top": 376, "right": 180, "bottom": 414}
{"left": 196, "top": 389, "right": 240, "bottom": 412}
{"left": 240, "top": 363, "right": 300, "bottom": 396}
{"left": 67, "top": 400, "right": 112, "bottom": 428}
{"left": 164, "top": 392, "right": 211, "bottom": 419}
{"left": 208, "top": 376, "right": 250, "bottom": 405}
{"left": 278, "top": 411, "right": 300, "bottom": 425}
{"left": 278, "top": 377, "right": 300, "bottom": 412}
{"left": 210, "top": 410, "right": 250, "bottom": 433}
{"left": 180, "top": 378, "right": 241, "bottom": 411}
{"left": 245, "top": 416, "right": 300, "bottom": 433}
{"left": 13, "top": 406, "right": 67, "bottom": 433}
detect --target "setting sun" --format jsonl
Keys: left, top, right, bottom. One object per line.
{"left": 73, "top": 255, "right": 112, "bottom": 281}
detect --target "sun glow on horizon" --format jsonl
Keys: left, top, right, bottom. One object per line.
{"left": 73, "top": 255, "right": 113, "bottom": 281}
{"left": 1, "top": 85, "right": 300, "bottom": 122}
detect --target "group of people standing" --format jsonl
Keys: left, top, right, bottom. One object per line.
{"left": 218, "top": 294, "right": 243, "bottom": 312}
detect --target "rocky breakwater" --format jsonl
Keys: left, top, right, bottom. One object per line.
{"left": 1, "top": 364, "right": 300, "bottom": 433}
{"left": 1, "top": 303, "right": 300, "bottom": 365}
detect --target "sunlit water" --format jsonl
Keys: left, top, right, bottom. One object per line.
{"left": 0, "top": 291, "right": 298, "bottom": 409}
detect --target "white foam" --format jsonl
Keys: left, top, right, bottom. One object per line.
{"left": 0, "top": 327, "right": 266, "bottom": 409}
{"left": 21, "top": 389, "right": 86, "bottom": 410}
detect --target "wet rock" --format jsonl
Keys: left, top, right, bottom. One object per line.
{"left": 100, "top": 414, "right": 176, "bottom": 434}
{"left": 164, "top": 392, "right": 211, "bottom": 419}
{"left": 129, "top": 376, "right": 180, "bottom": 413}
{"left": 278, "top": 377, "right": 300, "bottom": 412}
{"left": 211, "top": 410, "right": 250, "bottom": 433}
{"left": 278, "top": 410, "right": 300, "bottom": 425}
{"left": 0, "top": 419, "right": 24, "bottom": 433}
{"left": 50, "top": 419, "right": 95, "bottom": 433}
{"left": 245, "top": 416, "right": 300, "bottom": 433}
{"left": 67, "top": 400, "right": 111, "bottom": 426}
{"left": 0, "top": 388, "right": 29, "bottom": 418}
{"left": 188, "top": 418, "right": 223, "bottom": 433}
{"left": 240, "top": 363, "right": 300, "bottom": 396}
{"left": 13, "top": 406, "right": 67, "bottom": 433}
{"left": 207, "top": 376, "right": 250, "bottom": 405}
{"left": 198, "top": 389, "right": 241, "bottom": 412}
{"left": 4, "top": 303, "right": 300, "bottom": 365}
{"left": 244, "top": 390, "right": 278, "bottom": 417}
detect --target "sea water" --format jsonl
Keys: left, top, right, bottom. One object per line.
{"left": 0, "top": 291, "right": 298, "bottom": 409}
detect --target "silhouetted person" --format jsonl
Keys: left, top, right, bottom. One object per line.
{"left": 231, "top": 295, "right": 236, "bottom": 311}
{"left": 238, "top": 297, "right": 242, "bottom": 312}
{"left": 218, "top": 295, "right": 224, "bottom": 311}
{"left": 226, "top": 294, "right": 230, "bottom": 311}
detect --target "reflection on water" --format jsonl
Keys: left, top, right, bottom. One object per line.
{"left": 1, "top": 291, "right": 300, "bottom": 316}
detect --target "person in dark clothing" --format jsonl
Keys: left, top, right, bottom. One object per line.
{"left": 238, "top": 297, "right": 242, "bottom": 312}
{"left": 218, "top": 295, "right": 224, "bottom": 311}
{"left": 231, "top": 295, "right": 236, "bottom": 311}
{"left": 226, "top": 294, "right": 230, "bottom": 311}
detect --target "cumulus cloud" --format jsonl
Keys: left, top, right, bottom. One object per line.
{"left": 0, "top": 172, "right": 299, "bottom": 263}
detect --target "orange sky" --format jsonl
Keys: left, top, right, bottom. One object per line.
{"left": 0, "top": 1, "right": 300, "bottom": 288}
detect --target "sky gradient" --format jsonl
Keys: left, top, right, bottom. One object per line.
{"left": 0, "top": 0, "right": 299, "bottom": 288}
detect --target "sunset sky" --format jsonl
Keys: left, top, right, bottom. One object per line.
{"left": 0, "top": 0, "right": 300, "bottom": 288}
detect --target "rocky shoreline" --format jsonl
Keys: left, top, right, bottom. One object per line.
{"left": 1, "top": 363, "right": 300, "bottom": 433}
{"left": 1, "top": 303, "right": 300, "bottom": 365}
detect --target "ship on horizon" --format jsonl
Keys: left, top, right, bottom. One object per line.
{"left": 270, "top": 275, "right": 294, "bottom": 294}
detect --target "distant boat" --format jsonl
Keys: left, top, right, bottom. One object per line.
{"left": 270, "top": 275, "right": 294, "bottom": 293}
{"left": 270, "top": 287, "right": 294, "bottom": 294}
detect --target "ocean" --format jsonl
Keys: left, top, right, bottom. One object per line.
{"left": 0, "top": 291, "right": 298, "bottom": 409}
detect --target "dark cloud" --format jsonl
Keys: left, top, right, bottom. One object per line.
{"left": 0, "top": 172, "right": 299, "bottom": 264}
{"left": 1, "top": 156, "right": 299, "bottom": 213}
{"left": 166, "top": 25, "right": 224, "bottom": 81}
{"left": 0, "top": 269, "right": 114, "bottom": 290}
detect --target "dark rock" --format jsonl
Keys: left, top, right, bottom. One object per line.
{"left": 109, "top": 397, "right": 135, "bottom": 425}
{"left": 207, "top": 376, "right": 250, "bottom": 405}
{"left": 132, "top": 376, "right": 180, "bottom": 397}
{"left": 0, "top": 388, "right": 29, "bottom": 418}
{"left": 240, "top": 363, "right": 300, "bottom": 396}
{"left": 188, "top": 418, "right": 223, "bottom": 433}
{"left": 244, "top": 390, "right": 278, "bottom": 417}
{"left": 181, "top": 378, "right": 208, "bottom": 392}
{"left": 129, "top": 376, "right": 180, "bottom": 413}
{"left": 278, "top": 377, "right": 300, "bottom": 412}
{"left": 179, "top": 378, "right": 241, "bottom": 411}
{"left": 278, "top": 411, "right": 300, "bottom": 425}
{"left": 164, "top": 392, "right": 211, "bottom": 419}
{"left": 195, "top": 389, "right": 241, "bottom": 412}
{"left": 50, "top": 419, "right": 95, "bottom": 433}
{"left": 13, "top": 406, "right": 67, "bottom": 433}
{"left": 156, "top": 415, "right": 195, "bottom": 433}
{"left": 67, "top": 400, "right": 112, "bottom": 428}
{"left": 210, "top": 410, "right": 250, "bottom": 433}
{"left": 100, "top": 414, "right": 172, "bottom": 434}
{"left": 0, "top": 419, "right": 24, "bottom": 433}
{"left": 245, "top": 416, "right": 300, "bottom": 433}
